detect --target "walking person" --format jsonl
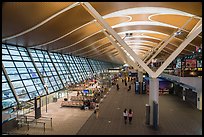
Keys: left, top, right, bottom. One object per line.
{"left": 128, "top": 84, "right": 131, "bottom": 91}
{"left": 125, "top": 79, "right": 127, "bottom": 86}
{"left": 77, "top": 91, "right": 80, "bottom": 96}
{"left": 94, "top": 104, "right": 99, "bottom": 119}
{"left": 128, "top": 109, "right": 133, "bottom": 124}
{"left": 123, "top": 108, "right": 128, "bottom": 124}
{"left": 124, "top": 78, "right": 127, "bottom": 86}
{"left": 116, "top": 83, "right": 119, "bottom": 91}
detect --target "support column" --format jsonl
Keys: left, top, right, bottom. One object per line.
{"left": 149, "top": 77, "right": 159, "bottom": 127}
{"left": 138, "top": 71, "right": 143, "bottom": 94}
{"left": 197, "top": 90, "right": 202, "bottom": 110}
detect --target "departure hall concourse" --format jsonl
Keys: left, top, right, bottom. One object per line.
{"left": 2, "top": 2, "right": 202, "bottom": 135}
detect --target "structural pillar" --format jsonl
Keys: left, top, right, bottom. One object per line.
{"left": 149, "top": 77, "right": 159, "bottom": 127}
{"left": 138, "top": 71, "right": 143, "bottom": 94}
{"left": 197, "top": 90, "right": 202, "bottom": 110}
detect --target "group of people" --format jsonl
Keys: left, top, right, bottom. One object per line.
{"left": 116, "top": 78, "right": 132, "bottom": 92}
{"left": 123, "top": 108, "right": 133, "bottom": 124}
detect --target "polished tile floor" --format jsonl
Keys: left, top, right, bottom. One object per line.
{"left": 9, "top": 78, "right": 202, "bottom": 135}
{"left": 77, "top": 79, "right": 202, "bottom": 135}
{"left": 9, "top": 91, "right": 93, "bottom": 135}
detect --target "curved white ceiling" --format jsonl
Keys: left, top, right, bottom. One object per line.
{"left": 118, "top": 30, "right": 169, "bottom": 37}
{"left": 103, "top": 7, "right": 199, "bottom": 18}
{"left": 112, "top": 21, "right": 178, "bottom": 29}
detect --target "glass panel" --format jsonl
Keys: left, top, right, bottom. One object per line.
{"left": 12, "top": 81, "right": 24, "bottom": 88}
{"left": 11, "top": 55, "right": 22, "bottom": 61}
{"left": 2, "top": 98, "right": 17, "bottom": 109}
{"left": 20, "top": 51, "right": 28, "bottom": 56}
{"left": 20, "top": 73, "right": 30, "bottom": 79}
{"left": 23, "top": 79, "right": 33, "bottom": 86}
{"left": 15, "top": 87, "right": 27, "bottom": 95}
{"left": 18, "top": 93, "right": 30, "bottom": 102}
{"left": 2, "top": 49, "right": 9, "bottom": 54}
{"left": 2, "top": 74, "right": 6, "bottom": 83}
{"left": 22, "top": 56, "right": 31, "bottom": 61}
{"left": 28, "top": 91, "right": 39, "bottom": 99}
{"left": 18, "top": 47, "right": 27, "bottom": 51}
{"left": 24, "top": 62, "right": 33, "bottom": 67}
{"left": 17, "top": 67, "right": 28, "bottom": 73}
{"left": 8, "top": 74, "right": 21, "bottom": 81}
{"left": 3, "top": 61, "right": 15, "bottom": 68}
{"left": 2, "top": 55, "right": 12, "bottom": 60}
{"left": 33, "top": 57, "right": 39, "bottom": 61}
{"left": 2, "top": 82, "right": 11, "bottom": 91}
{"left": 6, "top": 67, "right": 18, "bottom": 75}
{"left": 15, "top": 62, "right": 25, "bottom": 67}
{"left": 7, "top": 45, "right": 17, "bottom": 50}
{"left": 9, "top": 50, "right": 20, "bottom": 56}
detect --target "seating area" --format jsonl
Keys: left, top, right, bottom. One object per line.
{"left": 61, "top": 101, "right": 84, "bottom": 108}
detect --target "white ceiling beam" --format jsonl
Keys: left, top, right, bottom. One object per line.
{"left": 143, "top": 40, "right": 164, "bottom": 62}
{"left": 141, "top": 49, "right": 152, "bottom": 60}
{"left": 153, "top": 23, "right": 202, "bottom": 78}
{"left": 145, "top": 16, "right": 194, "bottom": 65}
{"left": 93, "top": 14, "right": 143, "bottom": 72}
{"left": 92, "top": 7, "right": 144, "bottom": 72}
{"left": 187, "top": 19, "right": 202, "bottom": 38}
{"left": 102, "top": 28, "right": 143, "bottom": 71}
{"left": 81, "top": 2, "right": 153, "bottom": 77}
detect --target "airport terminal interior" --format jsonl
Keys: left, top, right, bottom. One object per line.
{"left": 2, "top": 2, "right": 202, "bottom": 135}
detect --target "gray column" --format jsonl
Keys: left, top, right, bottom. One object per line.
{"left": 197, "top": 90, "right": 202, "bottom": 110}
{"left": 138, "top": 71, "right": 143, "bottom": 94}
{"left": 138, "top": 71, "right": 143, "bottom": 82}
{"left": 149, "top": 77, "right": 159, "bottom": 126}
{"left": 182, "top": 87, "right": 186, "bottom": 101}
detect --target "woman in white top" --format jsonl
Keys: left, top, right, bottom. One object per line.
{"left": 123, "top": 108, "right": 128, "bottom": 124}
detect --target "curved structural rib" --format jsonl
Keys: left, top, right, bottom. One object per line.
{"left": 2, "top": 2, "right": 80, "bottom": 42}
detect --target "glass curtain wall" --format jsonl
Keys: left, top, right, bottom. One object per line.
{"left": 88, "top": 59, "right": 98, "bottom": 74}
{"left": 71, "top": 56, "right": 84, "bottom": 81}
{"left": 2, "top": 44, "right": 120, "bottom": 109}
{"left": 79, "top": 57, "right": 93, "bottom": 78}
{"left": 63, "top": 54, "right": 81, "bottom": 83}
{"left": 2, "top": 44, "right": 46, "bottom": 103}
{"left": 28, "top": 49, "right": 63, "bottom": 94}
{"left": 2, "top": 70, "right": 17, "bottom": 109}
{"left": 49, "top": 52, "right": 74, "bottom": 86}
